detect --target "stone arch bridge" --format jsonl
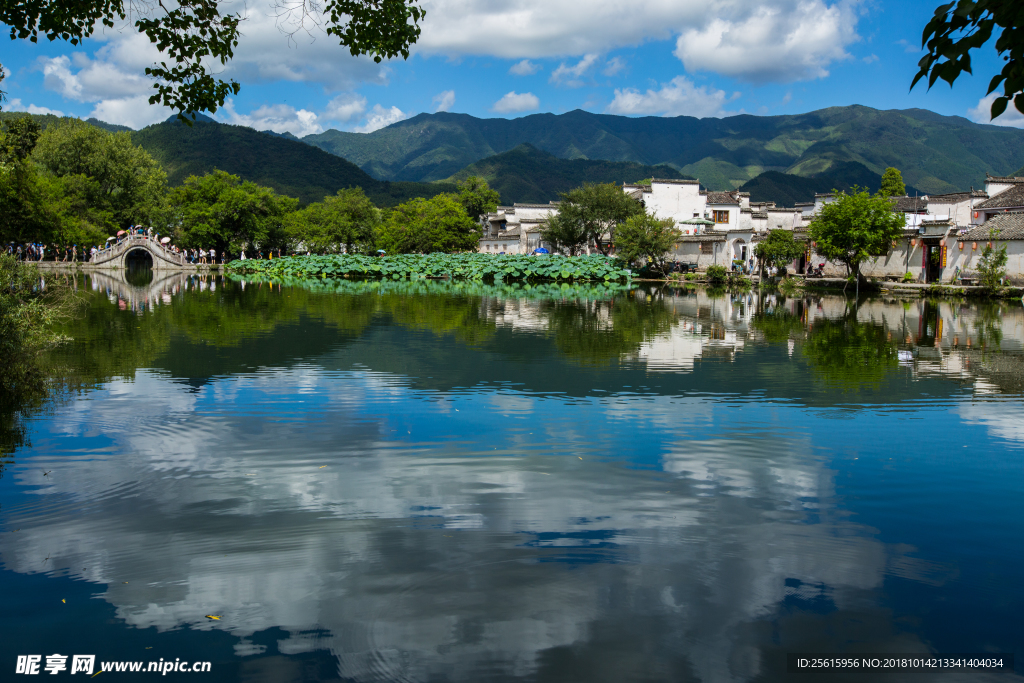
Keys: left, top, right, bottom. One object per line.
{"left": 87, "top": 237, "right": 187, "bottom": 270}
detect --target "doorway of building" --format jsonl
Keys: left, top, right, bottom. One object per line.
{"left": 924, "top": 242, "right": 942, "bottom": 283}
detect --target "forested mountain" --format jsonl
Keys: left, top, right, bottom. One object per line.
{"left": 738, "top": 161, "right": 924, "bottom": 206}
{"left": 447, "top": 143, "right": 691, "bottom": 204}
{"left": 131, "top": 118, "right": 454, "bottom": 206}
{"left": 302, "top": 106, "right": 1024, "bottom": 194}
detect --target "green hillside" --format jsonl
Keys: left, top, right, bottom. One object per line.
{"left": 738, "top": 161, "right": 924, "bottom": 206}
{"left": 302, "top": 106, "right": 1024, "bottom": 194}
{"left": 447, "top": 143, "right": 691, "bottom": 204}
{"left": 131, "top": 118, "right": 454, "bottom": 206}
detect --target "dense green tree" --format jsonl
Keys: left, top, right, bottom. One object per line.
{"left": 1, "top": 1, "right": 424, "bottom": 118}
{"left": 878, "top": 167, "right": 907, "bottom": 198}
{"left": 540, "top": 212, "right": 590, "bottom": 256}
{"left": 0, "top": 117, "right": 91, "bottom": 246}
{"left": 32, "top": 119, "right": 167, "bottom": 230}
{"left": 914, "top": 1, "right": 1024, "bottom": 121}
{"left": 375, "top": 193, "right": 477, "bottom": 254}
{"left": 168, "top": 170, "right": 297, "bottom": 256}
{"left": 754, "top": 229, "right": 804, "bottom": 277}
{"left": 285, "top": 187, "right": 380, "bottom": 254}
{"left": 808, "top": 187, "right": 906, "bottom": 282}
{"left": 614, "top": 213, "right": 679, "bottom": 274}
{"left": 556, "top": 183, "right": 644, "bottom": 256}
{"left": 456, "top": 176, "right": 500, "bottom": 223}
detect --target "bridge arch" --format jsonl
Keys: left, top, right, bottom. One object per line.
{"left": 88, "top": 237, "right": 187, "bottom": 270}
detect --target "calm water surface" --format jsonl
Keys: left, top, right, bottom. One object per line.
{"left": 1, "top": 272, "right": 1023, "bottom": 682}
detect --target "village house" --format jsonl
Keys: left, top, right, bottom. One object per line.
{"left": 811, "top": 175, "right": 1023, "bottom": 282}
{"left": 478, "top": 202, "right": 558, "bottom": 254}
{"left": 475, "top": 172, "right": 1024, "bottom": 282}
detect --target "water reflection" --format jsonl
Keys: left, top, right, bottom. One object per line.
{"left": 1, "top": 277, "right": 1022, "bottom": 682}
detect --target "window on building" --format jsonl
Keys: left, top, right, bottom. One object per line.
{"left": 700, "top": 241, "right": 714, "bottom": 254}
{"left": 713, "top": 210, "right": 730, "bottom": 224}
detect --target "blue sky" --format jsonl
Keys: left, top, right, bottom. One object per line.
{"left": 2, "top": 0, "right": 1022, "bottom": 134}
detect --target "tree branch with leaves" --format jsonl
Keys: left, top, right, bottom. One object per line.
{"left": 913, "top": 0, "right": 1024, "bottom": 120}
{"left": 0, "top": 0, "right": 425, "bottom": 118}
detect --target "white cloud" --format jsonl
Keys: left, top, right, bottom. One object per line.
{"left": 354, "top": 104, "right": 408, "bottom": 133}
{"left": 220, "top": 101, "right": 323, "bottom": 136}
{"left": 509, "top": 60, "right": 541, "bottom": 76}
{"left": 5, "top": 97, "right": 23, "bottom": 111}
{"left": 323, "top": 93, "right": 367, "bottom": 123}
{"left": 607, "top": 76, "right": 737, "bottom": 118}
{"left": 674, "top": 0, "right": 859, "bottom": 83}
{"left": 418, "top": 0, "right": 862, "bottom": 86}
{"left": 417, "top": 0, "right": 701, "bottom": 57}
{"left": 205, "top": 2, "right": 390, "bottom": 90}
{"left": 27, "top": 104, "right": 64, "bottom": 116}
{"left": 491, "top": 91, "right": 540, "bottom": 114}
{"left": 968, "top": 93, "right": 1024, "bottom": 128}
{"left": 550, "top": 54, "right": 598, "bottom": 87}
{"left": 603, "top": 57, "right": 627, "bottom": 77}
{"left": 90, "top": 96, "right": 173, "bottom": 129}
{"left": 37, "top": 54, "right": 154, "bottom": 102}
{"left": 432, "top": 89, "right": 455, "bottom": 112}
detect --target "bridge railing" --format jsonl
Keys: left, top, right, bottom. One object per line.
{"left": 89, "top": 236, "right": 186, "bottom": 265}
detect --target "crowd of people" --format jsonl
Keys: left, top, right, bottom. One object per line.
{"left": 6, "top": 229, "right": 297, "bottom": 266}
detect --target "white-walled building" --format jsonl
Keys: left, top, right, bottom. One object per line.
{"left": 479, "top": 203, "right": 559, "bottom": 254}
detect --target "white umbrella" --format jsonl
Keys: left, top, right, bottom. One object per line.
{"left": 161, "top": 237, "right": 171, "bottom": 244}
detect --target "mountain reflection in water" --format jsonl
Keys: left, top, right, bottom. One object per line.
{"left": 0, "top": 274, "right": 1022, "bottom": 682}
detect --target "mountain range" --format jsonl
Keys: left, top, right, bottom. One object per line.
{"left": 446, "top": 143, "right": 692, "bottom": 204}
{"left": 5, "top": 104, "right": 1024, "bottom": 209}
{"left": 129, "top": 117, "right": 456, "bottom": 206}
{"left": 302, "top": 106, "right": 1024, "bottom": 195}
{"left": 737, "top": 161, "right": 924, "bottom": 206}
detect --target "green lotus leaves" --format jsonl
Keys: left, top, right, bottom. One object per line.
{"left": 227, "top": 253, "right": 631, "bottom": 284}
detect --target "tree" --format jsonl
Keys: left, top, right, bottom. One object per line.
{"left": 1, "top": 0, "right": 425, "bottom": 118}
{"left": 808, "top": 187, "right": 906, "bottom": 283}
{"left": 457, "top": 176, "right": 500, "bottom": 223}
{"left": 168, "top": 170, "right": 297, "bottom": 255}
{"left": 556, "top": 183, "right": 644, "bottom": 256}
{"left": 540, "top": 212, "right": 589, "bottom": 256}
{"left": 913, "top": 1, "right": 1024, "bottom": 121}
{"left": 285, "top": 187, "right": 379, "bottom": 254}
{"left": 0, "top": 117, "right": 65, "bottom": 244}
{"left": 375, "top": 193, "right": 477, "bottom": 254}
{"left": 977, "top": 231, "right": 1009, "bottom": 291}
{"left": 614, "top": 213, "right": 679, "bottom": 275}
{"left": 878, "top": 167, "right": 906, "bottom": 198}
{"left": 754, "top": 229, "right": 804, "bottom": 277}
{"left": 32, "top": 119, "right": 167, "bottom": 230}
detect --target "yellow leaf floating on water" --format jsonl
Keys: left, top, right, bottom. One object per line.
{"left": 62, "top": 599, "right": 66, "bottom": 603}
{"left": 205, "top": 615, "right": 221, "bottom": 620}
{"left": 319, "top": 466, "right": 327, "bottom": 469}
{"left": 578, "top": 457, "right": 583, "bottom": 460}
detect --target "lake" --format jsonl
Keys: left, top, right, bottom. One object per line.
{"left": 1, "top": 271, "right": 1022, "bottom": 682}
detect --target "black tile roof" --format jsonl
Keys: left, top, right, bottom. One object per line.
{"left": 975, "top": 184, "right": 1024, "bottom": 209}
{"left": 926, "top": 190, "right": 988, "bottom": 203}
{"left": 891, "top": 196, "right": 928, "bottom": 212}
{"left": 705, "top": 191, "right": 739, "bottom": 204}
{"left": 961, "top": 212, "right": 1024, "bottom": 241}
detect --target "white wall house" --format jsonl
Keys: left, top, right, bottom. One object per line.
{"left": 479, "top": 203, "right": 559, "bottom": 254}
